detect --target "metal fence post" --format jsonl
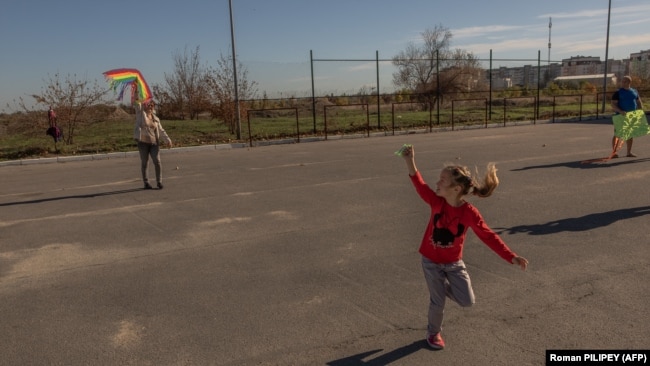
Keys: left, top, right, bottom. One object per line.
{"left": 310, "top": 50, "right": 316, "bottom": 133}
{"left": 376, "top": 50, "right": 381, "bottom": 129}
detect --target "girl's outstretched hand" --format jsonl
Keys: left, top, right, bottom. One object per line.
{"left": 399, "top": 144, "right": 418, "bottom": 176}
{"left": 401, "top": 144, "right": 413, "bottom": 159}
{"left": 512, "top": 256, "right": 528, "bottom": 271}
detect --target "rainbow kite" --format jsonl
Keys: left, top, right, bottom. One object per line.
{"left": 103, "top": 68, "right": 152, "bottom": 103}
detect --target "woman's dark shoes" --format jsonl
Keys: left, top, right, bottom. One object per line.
{"left": 144, "top": 183, "right": 153, "bottom": 190}
{"left": 157, "top": 183, "right": 164, "bottom": 190}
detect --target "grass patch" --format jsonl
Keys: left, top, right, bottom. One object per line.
{"left": 0, "top": 97, "right": 605, "bottom": 161}
{"left": 0, "top": 117, "right": 238, "bottom": 161}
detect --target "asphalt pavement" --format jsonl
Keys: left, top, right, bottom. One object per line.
{"left": 1, "top": 120, "right": 648, "bottom": 365}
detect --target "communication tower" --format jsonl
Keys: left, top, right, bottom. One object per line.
{"left": 548, "top": 17, "right": 552, "bottom": 65}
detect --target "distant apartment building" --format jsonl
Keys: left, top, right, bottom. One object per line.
{"left": 561, "top": 56, "right": 602, "bottom": 76}
{"left": 554, "top": 74, "right": 617, "bottom": 88}
{"left": 630, "top": 49, "right": 650, "bottom": 61}
{"left": 490, "top": 63, "right": 560, "bottom": 88}
{"left": 607, "top": 59, "right": 628, "bottom": 80}
{"left": 486, "top": 50, "right": 647, "bottom": 89}
{"left": 629, "top": 49, "right": 650, "bottom": 79}
{"left": 555, "top": 56, "right": 620, "bottom": 88}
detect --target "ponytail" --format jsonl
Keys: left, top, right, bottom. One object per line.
{"left": 445, "top": 162, "right": 499, "bottom": 198}
{"left": 471, "top": 163, "right": 499, "bottom": 197}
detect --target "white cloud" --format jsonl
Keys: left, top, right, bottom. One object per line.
{"left": 540, "top": 9, "right": 607, "bottom": 19}
{"left": 540, "top": 3, "right": 650, "bottom": 20}
{"left": 460, "top": 38, "right": 547, "bottom": 57}
{"left": 346, "top": 62, "right": 376, "bottom": 72}
{"left": 610, "top": 33, "right": 650, "bottom": 50}
{"left": 614, "top": 17, "right": 650, "bottom": 28}
{"left": 453, "top": 25, "right": 526, "bottom": 39}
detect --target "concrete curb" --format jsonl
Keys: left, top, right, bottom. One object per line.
{"left": 0, "top": 143, "right": 249, "bottom": 167}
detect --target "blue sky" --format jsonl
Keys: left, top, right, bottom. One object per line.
{"left": 2, "top": 0, "right": 649, "bottom": 111}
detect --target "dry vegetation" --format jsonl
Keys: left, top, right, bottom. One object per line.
{"left": 0, "top": 105, "right": 236, "bottom": 161}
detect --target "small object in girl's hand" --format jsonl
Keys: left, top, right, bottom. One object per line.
{"left": 394, "top": 144, "right": 412, "bottom": 156}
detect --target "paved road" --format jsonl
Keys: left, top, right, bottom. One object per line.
{"left": 1, "top": 120, "right": 648, "bottom": 365}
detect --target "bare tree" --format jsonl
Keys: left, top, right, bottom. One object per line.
{"left": 19, "top": 72, "right": 107, "bottom": 144}
{"left": 205, "top": 53, "right": 258, "bottom": 134}
{"left": 393, "top": 26, "right": 452, "bottom": 91}
{"left": 392, "top": 25, "right": 480, "bottom": 108}
{"left": 164, "top": 45, "right": 208, "bottom": 120}
{"left": 161, "top": 70, "right": 185, "bottom": 119}
{"left": 150, "top": 83, "right": 172, "bottom": 118}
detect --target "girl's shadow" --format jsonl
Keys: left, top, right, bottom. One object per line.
{"left": 327, "top": 340, "right": 431, "bottom": 365}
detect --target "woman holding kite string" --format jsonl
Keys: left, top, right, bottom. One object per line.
{"left": 103, "top": 69, "right": 173, "bottom": 190}
{"left": 399, "top": 144, "right": 528, "bottom": 350}
{"left": 133, "top": 93, "right": 173, "bottom": 189}
{"left": 611, "top": 76, "right": 644, "bottom": 158}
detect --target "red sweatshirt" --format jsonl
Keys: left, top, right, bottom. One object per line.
{"left": 410, "top": 171, "right": 516, "bottom": 264}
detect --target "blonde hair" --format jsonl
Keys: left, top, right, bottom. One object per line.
{"left": 443, "top": 163, "right": 499, "bottom": 198}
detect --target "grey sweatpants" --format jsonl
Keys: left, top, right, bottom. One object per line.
{"left": 137, "top": 141, "right": 161, "bottom": 184}
{"left": 421, "top": 257, "right": 475, "bottom": 335}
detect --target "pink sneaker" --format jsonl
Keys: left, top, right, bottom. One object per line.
{"left": 426, "top": 332, "right": 445, "bottom": 349}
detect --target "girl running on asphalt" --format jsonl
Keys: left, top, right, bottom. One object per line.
{"left": 399, "top": 144, "right": 528, "bottom": 350}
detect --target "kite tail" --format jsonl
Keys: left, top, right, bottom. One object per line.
{"left": 131, "top": 82, "right": 137, "bottom": 105}
{"left": 611, "top": 136, "right": 625, "bottom": 158}
{"left": 581, "top": 137, "right": 626, "bottom": 164}
{"left": 109, "top": 80, "right": 132, "bottom": 102}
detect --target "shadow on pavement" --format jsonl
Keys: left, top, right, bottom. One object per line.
{"left": 327, "top": 340, "right": 432, "bottom": 365}
{"left": 511, "top": 157, "right": 650, "bottom": 171}
{"left": 496, "top": 206, "right": 650, "bottom": 236}
{"left": 0, "top": 188, "right": 144, "bottom": 207}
